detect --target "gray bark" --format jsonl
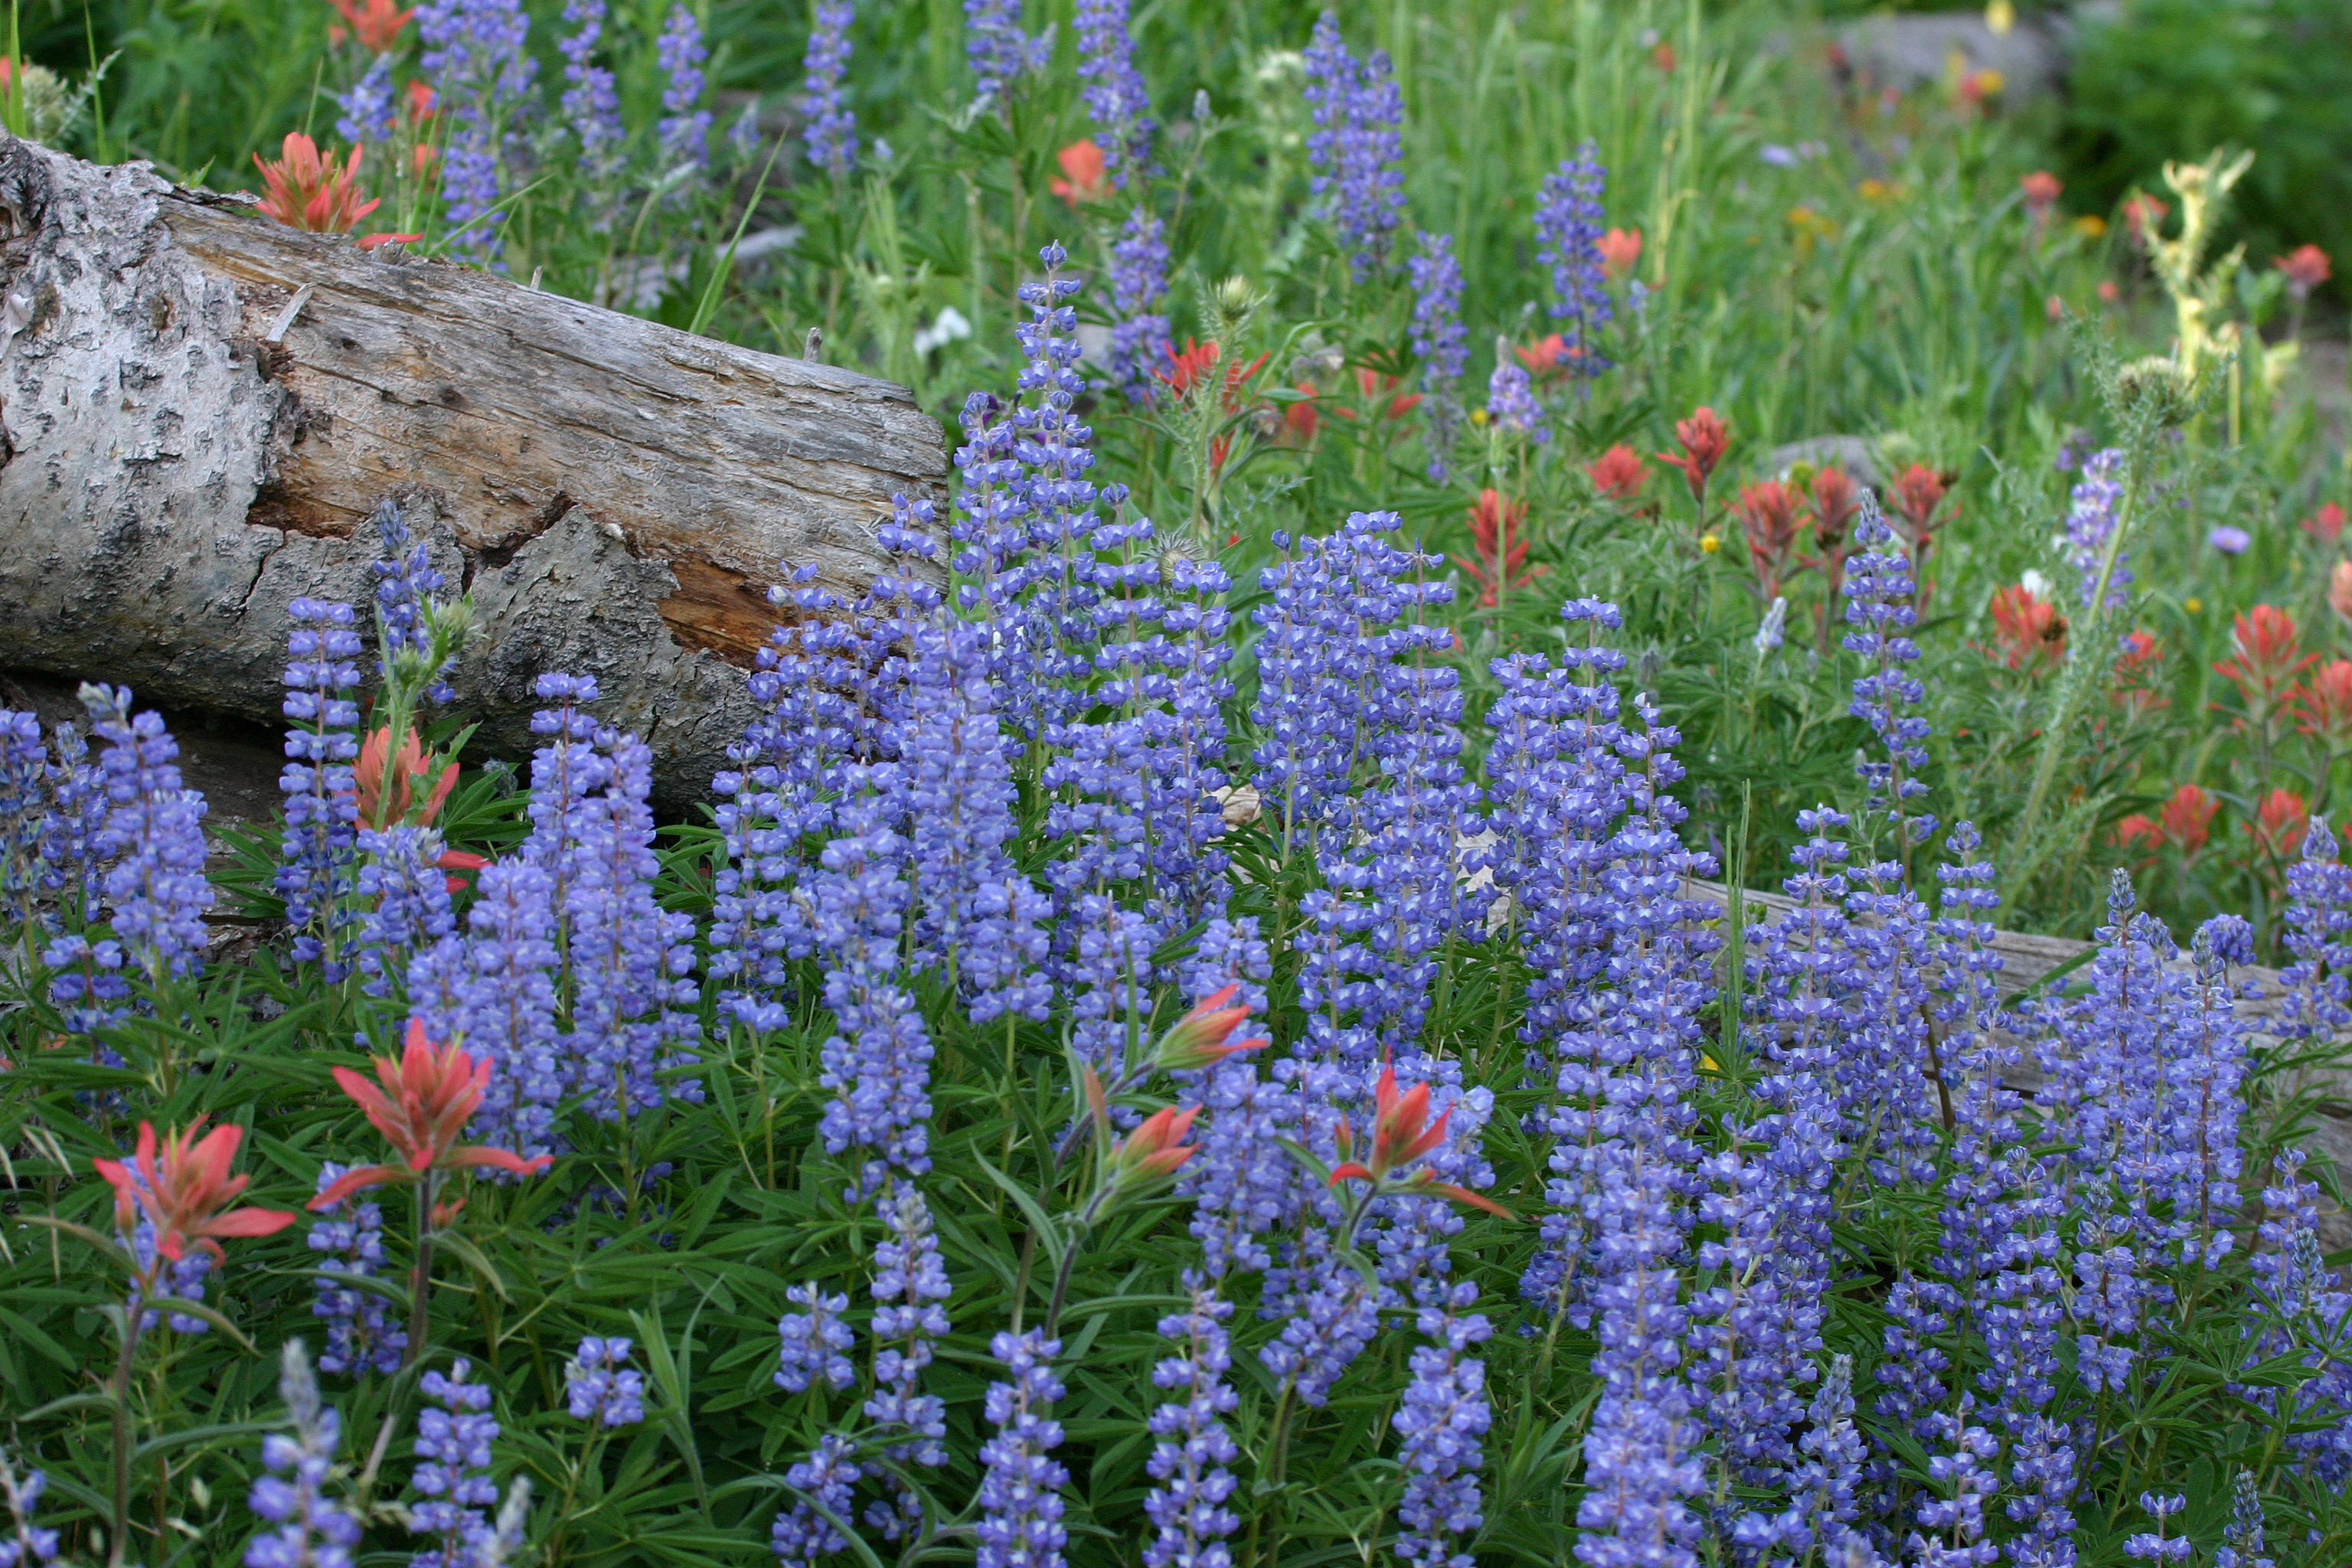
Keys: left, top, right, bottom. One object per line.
{"left": 0, "top": 132, "right": 945, "bottom": 808}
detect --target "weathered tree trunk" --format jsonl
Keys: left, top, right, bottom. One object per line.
{"left": 0, "top": 132, "right": 944, "bottom": 807}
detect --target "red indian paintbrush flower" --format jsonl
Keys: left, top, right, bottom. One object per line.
{"left": 2252, "top": 788, "right": 2313, "bottom": 865}
{"left": 1154, "top": 984, "right": 1269, "bottom": 1073}
{"left": 309, "top": 1018, "right": 554, "bottom": 1210}
{"left": 1108, "top": 1104, "right": 1201, "bottom": 1184}
{"left": 1989, "top": 583, "right": 2066, "bottom": 672}
{"left": 1734, "top": 479, "right": 1805, "bottom": 599}
{"left": 1050, "top": 139, "right": 1108, "bottom": 206}
{"left": 1598, "top": 226, "right": 1642, "bottom": 279}
{"left": 94, "top": 1120, "right": 297, "bottom": 1264}
{"left": 1890, "top": 464, "right": 1955, "bottom": 552}
{"left": 2020, "top": 171, "right": 2062, "bottom": 215}
{"left": 2295, "top": 660, "right": 2352, "bottom": 754}
{"left": 1328, "top": 1061, "right": 1511, "bottom": 1217}
{"left": 1658, "top": 407, "right": 1730, "bottom": 506}
{"left": 2215, "top": 605, "right": 2318, "bottom": 732}
{"left": 2304, "top": 502, "right": 2347, "bottom": 544}
{"left": 1454, "top": 489, "right": 1545, "bottom": 607}
{"left": 253, "top": 133, "right": 384, "bottom": 234}
{"left": 2276, "top": 244, "right": 2331, "bottom": 300}
{"left": 1586, "top": 444, "right": 1651, "bottom": 501}
{"left": 327, "top": 0, "right": 415, "bottom": 52}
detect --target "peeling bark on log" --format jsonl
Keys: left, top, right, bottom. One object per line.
{"left": 0, "top": 133, "right": 945, "bottom": 806}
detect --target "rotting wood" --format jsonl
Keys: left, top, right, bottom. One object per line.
{"left": 0, "top": 132, "right": 946, "bottom": 807}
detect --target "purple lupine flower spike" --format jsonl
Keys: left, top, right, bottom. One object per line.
{"left": 1074, "top": 0, "right": 1152, "bottom": 182}
{"left": 77, "top": 684, "right": 215, "bottom": 985}
{"left": 772, "top": 1432, "right": 860, "bottom": 1566}
{"left": 1485, "top": 357, "right": 1548, "bottom": 445}
{"left": 278, "top": 599, "right": 364, "bottom": 978}
{"left": 1142, "top": 1282, "right": 1240, "bottom": 1567}
{"left": 975, "top": 1330, "right": 1070, "bottom": 1568}
{"left": 2064, "top": 448, "right": 2129, "bottom": 609}
{"left": 1302, "top": 12, "right": 1405, "bottom": 278}
{"left": 1534, "top": 142, "right": 1613, "bottom": 378}
{"left": 964, "top": 0, "right": 1050, "bottom": 106}
{"left": 408, "top": 1360, "right": 500, "bottom": 1568}
{"left": 336, "top": 56, "right": 397, "bottom": 145}
{"left": 1407, "top": 230, "right": 1468, "bottom": 479}
{"left": 1393, "top": 1281, "right": 1493, "bottom": 1568}
{"left": 560, "top": 0, "right": 624, "bottom": 178}
{"left": 415, "top": 0, "right": 537, "bottom": 264}
{"left": 1842, "top": 492, "right": 1935, "bottom": 846}
{"left": 368, "top": 498, "right": 456, "bottom": 703}
{"left": 0, "top": 709, "right": 47, "bottom": 925}
{"left": 776, "top": 1283, "right": 856, "bottom": 1393}
{"left": 863, "top": 1182, "right": 952, "bottom": 1537}
{"left": 1108, "top": 206, "right": 1171, "bottom": 403}
{"left": 308, "top": 1164, "right": 408, "bottom": 1375}
{"left": 798, "top": 1, "right": 858, "bottom": 176}
{"left": 244, "top": 1344, "right": 363, "bottom": 1568}
{"left": 657, "top": 3, "right": 714, "bottom": 169}
{"left": 566, "top": 1338, "right": 647, "bottom": 1426}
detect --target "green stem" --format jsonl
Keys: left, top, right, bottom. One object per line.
{"left": 106, "top": 1305, "right": 145, "bottom": 1568}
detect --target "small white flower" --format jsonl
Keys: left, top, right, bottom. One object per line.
{"left": 2021, "top": 567, "right": 2055, "bottom": 602}
{"left": 912, "top": 305, "right": 974, "bottom": 357}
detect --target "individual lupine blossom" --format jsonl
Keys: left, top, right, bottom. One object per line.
{"left": 1842, "top": 494, "right": 1936, "bottom": 847}
{"left": 1302, "top": 12, "right": 1406, "bottom": 277}
{"left": 963, "top": 0, "right": 1050, "bottom": 105}
{"left": 656, "top": 3, "right": 714, "bottom": 168}
{"left": 351, "top": 825, "right": 457, "bottom": 1001}
{"left": 277, "top": 599, "right": 364, "bottom": 978}
{"left": 770, "top": 1432, "right": 860, "bottom": 1568}
{"left": 1486, "top": 357, "right": 1548, "bottom": 443}
{"left": 1140, "top": 1281, "right": 1241, "bottom": 1568}
{"left": 2125, "top": 1493, "right": 2191, "bottom": 1563}
{"left": 796, "top": 0, "right": 858, "bottom": 176}
{"left": 1534, "top": 142, "right": 1613, "bottom": 378}
{"left": 335, "top": 54, "right": 397, "bottom": 144}
{"left": 1563, "top": 704, "right": 1719, "bottom": 1568}
{"left": 1392, "top": 1282, "right": 1494, "bottom": 1568}
{"left": 369, "top": 498, "right": 455, "bottom": 703}
{"left": 2064, "top": 447, "right": 2129, "bottom": 610}
{"left": 564, "top": 727, "right": 703, "bottom": 1122}
{"left": 2238, "top": 1149, "right": 2352, "bottom": 1478}
{"left": 861, "top": 1182, "right": 954, "bottom": 1537}
{"left": 1407, "top": 230, "right": 1468, "bottom": 479}
{"left": 974, "top": 1329, "right": 1070, "bottom": 1568}
{"left": 774, "top": 1283, "right": 856, "bottom": 1393}
{"left": 1107, "top": 206, "right": 1171, "bottom": 402}
{"left": 2276, "top": 814, "right": 2352, "bottom": 1044}
{"left": 245, "top": 1344, "right": 362, "bottom": 1568}
{"left": 407, "top": 858, "right": 564, "bottom": 1158}
{"left": 0, "top": 1449, "right": 59, "bottom": 1568}
{"left": 77, "top": 685, "right": 215, "bottom": 985}
{"left": 1073, "top": 0, "right": 1152, "bottom": 182}
{"left": 558, "top": 0, "right": 624, "bottom": 178}
{"left": 409, "top": 1361, "right": 500, "bottom": 1568}
{"left": 307, "top": 1164, "right": 408, "bottom": 1375}
{"left": 893, "top": 616, "right": 1051, "bottom": 1022}
{"left": 565, "top": 1337, "right": 646, "bottom": 1426}
{"left": 416, "top": 0, "right": 536, "bottom": 261}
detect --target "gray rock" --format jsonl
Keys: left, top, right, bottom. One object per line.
{"left": 1765, "top": 435, "right": 1883, "bottom": 489}
{"left": 1834, "top": 12, "right": 2070, "bottom": 106}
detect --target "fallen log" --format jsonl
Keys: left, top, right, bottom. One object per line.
{"left": 0, "top": 132, "right": 945, "bottom": 808}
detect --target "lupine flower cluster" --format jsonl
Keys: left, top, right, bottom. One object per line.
{"left": 409, "top": 1361, "right": 500, "bottom": 1568}
{"left": 1074, "top": 0, "right": 1152, "bottom": 183}
{"left": 415, "top": 0, "right": 537, "bottom": 260}
{"left": 245, "top": 1344, "right": 362, "bottom": 1568}
{"left": 307, "top": 1165, "right": 407, "bottom": 1375}
{"left": 655, "top": 3, "right": 713, "bottom": 168}
{"left": 565, "top": 1336, "right": 646, "bottom": 1426}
